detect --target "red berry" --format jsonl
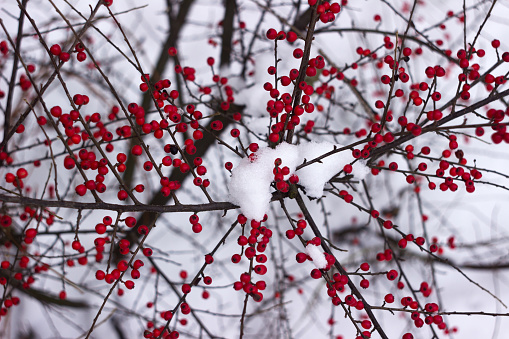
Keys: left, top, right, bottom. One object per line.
{"left": 131, "top": 145, "right": 143, "bottom": 156}
{"left": 75, "top": 184, "right": 87, "bottom": 196}
{"left": 266, "top": 28, "right": 277, "bottom": 40}
{"left": 310, "top": 269, "right": 322, "bottom": 279}
{"left": 50, "top": 44, "right": 61, "bottom": 55}
{"left": 168, "top": 47, "right": 178, "bottom": 56}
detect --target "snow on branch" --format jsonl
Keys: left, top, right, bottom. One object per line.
{"left": 227, "top": 141, "right": 368, "bottom": 221}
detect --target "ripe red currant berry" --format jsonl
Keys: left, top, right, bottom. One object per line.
{"left": 293, "top": 48, "right": 304, "bottom": 59}
{"left": 58, "top": 291, "right": 67, "bottom": 300}
{"left": 117, "top": 260, "right": 129, "bottom": 272}
{"left": 387, "top": 269, "right": 398, "bottom": 280}
{"left": 330, "top": 2, "right": 341, "bottom": 13}
{"left": 205, "top": 57, "right": 215, "bottom": 67}
{"left": 205, "top": 254, "right": 214, "bottom": 264}
{"left": 131, "top": 145, "right": 142, "bottom": 156}
{"left": 117, "top": 190, "right": 128, "bottom": 201}
{"left": 124, "top": 216, "right": 136, "bottom": 228}
{"left": 211, "top": 120, "right": 223, "bottom": 131}
{"left": 76, "top": 51, "right": 87, "bottom": 62}
{"left": 199, "top": 290, "right": 209, "bottom": 300}
{"left": 399, "top": 72, "right": 409, "bottom": 82}
{"left": 500, "top": 51, "right": 509, "bottom": 62}
{"left": 256, "top": 254, "right": 267, "bottom": 264}
{"left": 431, "top": 92, "right": 441, "bottom": 101}
{"left": 16, "top": 168, "right": 28, "bottom": 179}
{"left": 280, "top": 76, "right": 291, "bottom": 87}
{"left": 75, "top": 184, "right": 87, "bottom": 196}
{"left": 231, "top": 254, "right": 241, "bottom": 263}
{"left": 187, "top": 214, "right": 199, "bottom": 225}
{"left": 143, "top": 161, "right": 153, "bottom": 171}
{"left": 266, "top": 28, "right": 277, "bottom": 40}
{"left": 50, "top": 44, "right": 62, "bottom": 56}
{"left": 237, "top": 235, "right": 248, "bottom": 246}
{"left": 254, "top": 264, "right": 267, "bottom": 275}
{"left": 138, "top": 225, "right": 149, "bottom": 235}
{"left": 168, "top": 47, "right": 178, "bottom": 56}
{"left": 59, "top": 52, "right": 70, "bottom": 62}
{"left": 296, "top": 252, "right": 308, "bottom": 263}
{"left": 310, "top": 269, "right": 322, "bottom": 279}
{"left": 23, "top": 64, "right": 36, "bottom": 74}
{"left": 246, "top": 143, "right": 259, "bottom": 153}
{"left": 71, "top": 240, "right": 81, "bottom": 251}
{"left": 230, "top": 128, "right": 240, "bottom": 138}
{"left": 398, "top": 238, "right": 408, "bottom": 248}
{"left": 269, "top": 133, "right": 279, "bottom": 143}
{"left": 384, "top": 293, "right": 394, "bottom": 303}
{"left": 124, "top": 280, "right": 135, "bottom": 289}
{"left": 95, "top": 270, "right": 106, "bottom": 280}
{"left": 306, "top": 66, "right": 316, "bottom": 77}
{"left": 286, "top": 229, "right": 295, "bottom": 239}
{"left": 360, "top": 319, "right": 372, "bottom": 330}
{"left": 286, "top": 31, "right": 298, "bottom": 43}
{"left": 5, "top": 173, "right": 15, "bottom": 183}
{"left": 383, "top": 220, "right": 393, "bottom": 229}
{"left": 78, "top": 256, "right": 88, "bottom": 265}
{"left": 220, "top": 101, "right": 230, "bottom": 110}
{"left": 128, "top": 269, "right": 139, "bottom": 279}
{"left": 352, "top": 149, "right": 361, "bottom": 158}
{"left": 95, "top": 223, "right": 106, "bottom": 234}
{"left": 36, "top": 115, "right": 47, "bottom": 126}
{"left": 345, "top": 294, "right": 356, "bottom": 306}
{"left": 132, "top": 259, "right": 144, "bottom": 270}
{"left": 381, "top": 75, "right": 391, "bottom": 84}
{"left": 237, "top": 214, "right": 248, "bottom": 224}
{"left": 360, "top": 279, "right": 370, "bottom": 289}
{"left": 182, "top": 284, "right": 191, "bottom": 294}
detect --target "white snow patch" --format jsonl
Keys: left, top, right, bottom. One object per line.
{"left": 305, "top": 243, "right": 327, "bottom": 269}
{"left": 227, "top": 143, "right": 299, "bottom": 221}
{"left": 297, "top": 142, "right": 350, "bottom": 198}
{"left": 354, "top": 160, "right": 370, "bottom": 180}
{"left": 227, "top": 141, "right": 368, "bottom": 221}
{"left": 235, "top": 86, "right": 270, "bottom": 118}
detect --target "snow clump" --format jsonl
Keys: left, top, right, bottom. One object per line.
{"left": 305, "top": 243, "right": 328, "bottom": 269}
{"left": 227, "top": 141, "right": 368, "bottom": 221}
